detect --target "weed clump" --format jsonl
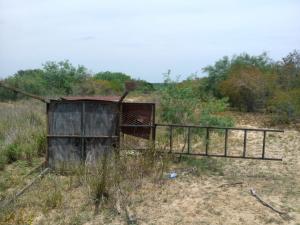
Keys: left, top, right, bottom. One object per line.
{"left": 4, "top": 143, "right": 21, "bottom": 163}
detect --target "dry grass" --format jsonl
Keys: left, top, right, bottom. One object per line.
{"left": 0, "top": 103, "right": 299, "bottom": 225}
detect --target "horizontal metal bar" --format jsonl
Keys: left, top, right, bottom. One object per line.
{"left": 155, "top": 123, "right": 284, "bottom": 133}
{"left": 121, "top": 124, "right": 155, "bottom": 128}
{"left": 118, "top": 148, "right": 282, "bottom": 161}
{"left": 47, "top": 135, "right": 118, "bottom": 138}
{"left": 156, "top": 151, "right": 282, "bottom": 161}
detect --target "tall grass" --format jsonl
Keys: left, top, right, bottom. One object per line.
{"left": 0, "top": 101, "right": 46, "bottom": 169}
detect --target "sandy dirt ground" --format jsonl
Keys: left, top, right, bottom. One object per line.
{"left": 1, "top": 112, "right": 299, "bottom": 225}
{"left": 81, "top": 113, "right": 300, "bottom": 225}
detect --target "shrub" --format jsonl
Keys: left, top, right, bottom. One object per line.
{"left": 159, "top": 75, "right": 234, "bottom": 132}
{"left": 4, "top": 144, "right": 21, "bottom": 163}
{"left": 268, "top": 89, "right": 300, "bottom": 124}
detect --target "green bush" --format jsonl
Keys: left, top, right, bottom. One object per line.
{"left": 4, "top": 144, "right": 21, "bottom": 163}
{"left": 268, "top": 89, "right": 300, "bottom": 124}
{"left": 159, "top": 75, "right": 234, "bottom": 132}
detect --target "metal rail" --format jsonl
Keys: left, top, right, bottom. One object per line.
{"left": 155, "top": 124, "right": 283, "bottom": 161}
{"left": 120, "top": 123, "right": 284, "bottom": 161}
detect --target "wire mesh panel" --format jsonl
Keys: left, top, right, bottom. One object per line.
{"left": 121, "top": 103, "right": 155, "bottom": 139}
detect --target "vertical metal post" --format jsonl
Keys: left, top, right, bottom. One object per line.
{"left": 169, "top": 126, "right": 173, "bottom": 152}
{"left": 262, "top": 131, "right": 266, "bottom": 159}
{"left": 81, "top": 101, "right": 86, "bottom": 160}
{"left": 224, "top": 128, "right": 228, "bottom": 156}
{"left": 45, "top": 103, "right": 50, "bottom": 166}
{"left": 187, "top": 127, "right": 191, "bottom": 154}
{"left": 205, "top": 128, "right": 209, "bottom": 155}
{"left": 151, "top": 104, "right": 156, "bottom": 148}
{"left": 118, "top": 103, "right": 123, "bottom": 150}
{"left": 243, "top": 130, "right": 247, "bottom": 157}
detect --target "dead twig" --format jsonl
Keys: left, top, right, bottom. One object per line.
{"left": 250, "top": 188, "right": 292, "bottom": 220}
{"left": 218, "top": 182, "right": 243, "bottom": 188}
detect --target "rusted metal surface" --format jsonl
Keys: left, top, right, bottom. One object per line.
{"left": 121, "top": 102, "right": 155, "bottom": 139}
{"left": 60, "top": 96, "right": 120, "bottom": 102}
{"left": 153, "top": 124, "right": 284, "bottom": 161}
{"left": 46, "top": 96, "right": 155, "bottom": 168}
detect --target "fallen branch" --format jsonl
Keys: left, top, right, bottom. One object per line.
{"left": 218, "top": 182, "right": 243, "bottom": 188}
{"left": 250, "top": 188, "right": 292, "bottom": 220}
{"left": 23, "top": 161, "right": 46, "bottom": 178}
{"left": 0, "top": 167, "right": 50, "bottom": 208}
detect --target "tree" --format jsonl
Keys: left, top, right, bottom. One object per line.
{"left": 203, "top": 52, "right": 273, "bottom": 97}
{"left": 72, "top": 78, "right": 115, "bottom": 96}
{"left": 218, "top": 64, "right": 276, "bottom": 112}
{"left": 43, "top": 60, "right": 88, "bottom": 95}
{"left": 276, "top": 50, "right": 300, "bottom": 90}
{"left": 94, "top": 71, "right": 131, "bottom": 93}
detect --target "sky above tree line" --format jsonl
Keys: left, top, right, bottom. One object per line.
{"left": 0, "top": 0, "right": 299, "bottom": 82}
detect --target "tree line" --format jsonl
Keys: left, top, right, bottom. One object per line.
{"left": 1, "top": 50, "right": 299, "bottom": 124}
{"left": 0, "top": 60, "right": 154, "bottom": 100}
{"left": 200, "top": 50, "right": 300, "bottom": 123}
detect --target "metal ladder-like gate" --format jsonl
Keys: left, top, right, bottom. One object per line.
{"left": 120, "top": 123, "right": 284, "bottom": 161}
{"left": 154, "top": 124, "right": 284, "bottom": 161}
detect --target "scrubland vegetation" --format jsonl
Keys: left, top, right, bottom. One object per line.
{"left": 0, "top": 50, "right": 299, "bottom": 224}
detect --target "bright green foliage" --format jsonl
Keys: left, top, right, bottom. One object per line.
{"left": 160, "top": 75, "right": 199, "bottom": 124}
{"left": 0, "top": 60, "right": 89, "bottom": 100}
{"left": 0, "top": 69, "right": 46, "bottom": 100}
{"left": 43, "top": 60, "right": 89, "bottom": 95}
{"left": 159, "top": 75, "right": 234, "bottom": 128}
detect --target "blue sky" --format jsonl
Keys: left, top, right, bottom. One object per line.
{"left": 0, "top": 0, "right": 299, "bottom": 82}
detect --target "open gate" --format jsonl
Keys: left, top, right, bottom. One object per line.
{"left": 120, "top": 122, "right": 284, "bottom": 161}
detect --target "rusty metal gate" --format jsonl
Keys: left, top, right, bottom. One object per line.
{"left": 120, "top": 123, "right": 284, "bottom": 161}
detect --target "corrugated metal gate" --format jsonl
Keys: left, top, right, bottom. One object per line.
{"left": 47, "top": 100, "right": 118, "bottom": 168}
